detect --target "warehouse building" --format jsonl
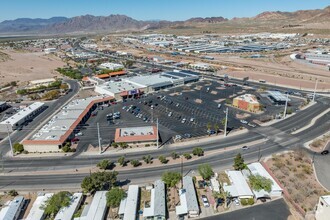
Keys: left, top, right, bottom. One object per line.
{"left": 143, "top": 180, "right": 166, "bottom": 220}
{"left": 94, "top": 71, "right": 199, "bottom": 100}
{"left": 233, "top": 94, "right": 261, "bottom": 113}
{"left": 99, "top": 62, "right": 124, "bottom": 71}
{"left": 115, "top": 126, "right": 158, "bottom": 146}
{"left": 176, "top": 176, "right": 200, "bottom": 218}
{"left": 22, "top": 96, "right": 114, "bottom": 153}
{"left": 0, "top": 196, "right": 25, "bottom": 220}
{"left": 0, "top": 102, "right": 45, "bottom": 132}
{"left": 118, "top": 185, "right": 139, "bottom": 220}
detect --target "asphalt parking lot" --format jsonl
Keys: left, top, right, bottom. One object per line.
{"left": 77, "top": 79, "right": 304, "bottom": 151}
{"left": 202, "top": 198, "right": 291, "bottom": 220}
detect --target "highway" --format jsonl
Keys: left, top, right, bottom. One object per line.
{"left": 0, "top": 79, "right": 80, "bottom": 155}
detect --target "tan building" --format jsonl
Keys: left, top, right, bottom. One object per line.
{"left": 22, "top": 96, "right": 114, "bottom": 153}
{"left": 316, "top": 195, "right": 330, "bottom": 220}
{"left": 114, "top": 126, "right": 158, "bottom": 146}
{"left": 233, "top": 94, "right": 261, "bottom": 113}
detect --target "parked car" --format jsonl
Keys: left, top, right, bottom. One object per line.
{"left": 201, "top": 195, "right": 210, "bottom": 207}
{"left": 247, "top": 123, "right": 256, "bottom": 128}
{"left": 75, "top": 132, "right": 83, "bottom": 137}
{"left": 168, "top": 112, "right": 173, "bottom": 117}
{"left": 217, "top": 104, "right": 222, "bottom": 109}
{"left": 240, "top": 120, "right": 248, "bottom": 124}
{"left": 183, "top": 133, "right": 192, "bottom": 138}
{"left": 234, "top": 198, "right": 240, "bottom": 206}
{"left": 190, "top": 117, "right": 194, "bottom": 122}
{"left": 181, "top": 118, "right": 186, "bottom": 123}
{"left": 321, "top": 150, "right": 329, "bottom": 155}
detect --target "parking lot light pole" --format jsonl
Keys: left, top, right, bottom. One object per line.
{"left": 6, "top": 123, "right": 14, "bottom": 157}
{"left": 156, "top": 118, "right": 159, "bottom": 148}
{"left": 97, "top": 122, "right": 102, "bottom": 154}
{"left": 224, "top": 107, "right": 228, "bottom": 137}
{"left": 283, "top": 93, "right": 289, "bottom": 119}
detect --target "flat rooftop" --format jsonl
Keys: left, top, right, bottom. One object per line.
{"left": 0, "top": 102, "right": 44, "bottom": 126}
{"left": 268, "top": 91, "right": 290, "bottom": 102}
{"left": 25, "top": 96, "right": 112, "bottom": 144}
{"left": 127, "top": 74, "right": 174, "bottom": 87}
{"left": 115, "top": 126, "right": 157, "bottom": 143}
{"left": 97, "top": 80, "right": 145, "bottom": 94}
{"left": 235, "top": 94, "right": 259, "bottom": 104}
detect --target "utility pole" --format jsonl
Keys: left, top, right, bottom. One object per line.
{"left": 151, "top": 108, "right": 154, "bottom": 123}
{"left": 0, "top": 152, "right": 4, "bottom": 174}
{"left": 97, "top": 123, "right": 102, "bottom": 154}
{"left": 156, "top": 118, "right": 159, "bottom": 148}
{"left": 312, "top": 79, "right": 318, "bottom": 103}
{"left": 283, "top": 93, "right": 289, "bottom": 119}
{"left": 224, "top": 107, "right": 228, "bottom": 137}
{"left": 181, "top": 156, "right": 183, "bottom": 189}
{"left": 6, "top": 123, "right": 13, "bottom": 157}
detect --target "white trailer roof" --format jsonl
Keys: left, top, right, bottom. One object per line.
{"left": 143, "top": 180, "right": 166, "bottom": 218}
{"left": 26, "top": 193, "right": 54, "bottom": 220}
{"left": 55, "top": 193, "right": 83, "bottom": 220}
{"left": 226, "top": 170, "right": 254, "bottom": 197}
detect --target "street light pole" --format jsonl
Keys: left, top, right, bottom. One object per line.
{"left": 6, "top": 123, "right": 13, "bottom": 157}
{"left": 312, "top": 79, "right": 318, "bottom": 103}
{"left": 156, "top": 118, "right": 159, "bottom": 148}
{"left": 181, "top": 155, "right": 183, "bottom": 189}
{"left": 283, "top": 93, "right": 289, "bottom": 119}
{"left": 224, "top": 107, "right": 228, "bottom": 137}
{"left": 97, "top": 122, "right": 102, "bottom": 154}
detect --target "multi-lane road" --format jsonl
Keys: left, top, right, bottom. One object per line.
{"left": 0, "top": 94, "right": 329, "bottom": 190}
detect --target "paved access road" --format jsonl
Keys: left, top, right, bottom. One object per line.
{"left": 0, "top": 79, "right": 79, "bottom": 155}
{"left": 202, "top": 198, "right": 291, "bottom": 220}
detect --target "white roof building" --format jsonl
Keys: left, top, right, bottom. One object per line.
{"left": 0, "top": 196, "right": 25, "bottom": 220}
{"left": 176, "top": 176, "right": 199, "bottom": 218}
{"left": 210, "top": 176, "right": 220, "bottom": 193}
{"left": 99, "top": 62, "right": 124, "bottom": 71}
{"left": 74, "top": 191, "right": 107, "bottom": 220}
{"left": 316, "top": 195, "right": 330, "bottom": 220}
{"left": 247, "top": 162, "right": 282, "bottom": 197}
{"left": 224, "top": 170, "right": 254, "bottom": 199}
{"left": 55, "top": 193, "right": 83, "bottom": 220}
{"left": 118, "top": 185, "right": 139, "bottom": 220}
{"left": 143, "top": 180, "right": 166, "bottom": 220}
{"left": 0, "top": 102, "right": 45, "bottom": 132}
{"left": 26, "top": 193, "right": 54, "bottom": 220}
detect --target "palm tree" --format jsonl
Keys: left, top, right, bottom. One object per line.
{"left": 214, "top": 124, "right": 219, "bottom": 135}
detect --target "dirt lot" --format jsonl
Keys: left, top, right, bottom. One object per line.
{"left": 309, "top": 133, "right": 330, "bottom": 152}
{"left": 0, "top": 50, "right": 64, "bottom": 87}
{"left": 266, "top": 150, "right": 328, "bottom": 212}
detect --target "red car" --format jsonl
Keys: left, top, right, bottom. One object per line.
{"left": 71, "top": 137, "right": 79, "bottom": 142}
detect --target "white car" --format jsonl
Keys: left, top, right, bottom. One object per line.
{"left": 168, "top": 112, "right": 173, "bottom": 117}
{"left": 75, "top": 132, "right": 83, "bottom": 137}
{"left": 190, "top": 117, "right": 194, "bottom": 122}
{"left": 248, "top": 123, "right": 256, "bottom": 128}
{"left": 234, "top": 198, "right": 240, "bottom": 206}
{"left": 240, "top": 120, "right": 248, "bottom": 124}
{"left": 181, "top": 118, "right": 186, "bottom": 123}
{"left": 202, "top": 195, "right": 210, "bottom": 207}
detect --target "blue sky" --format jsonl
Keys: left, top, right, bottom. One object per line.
{"left": 1, "top": 0, "right": 329, "bottom": 22}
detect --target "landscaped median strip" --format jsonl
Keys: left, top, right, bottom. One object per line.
{"left": 2, "top": 139, "right": 265, "bottom": 177}
{"left": 291, "top": 107, "right": 330, "bottom": 134}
